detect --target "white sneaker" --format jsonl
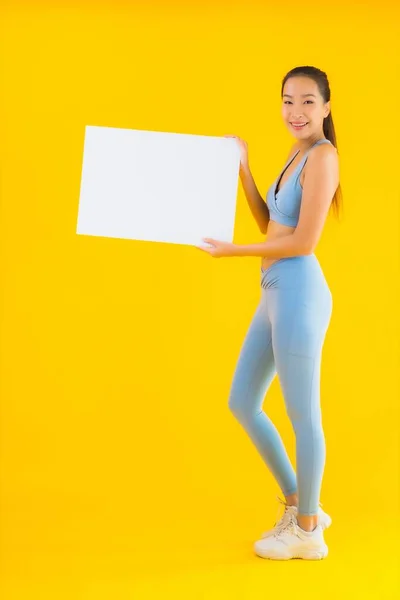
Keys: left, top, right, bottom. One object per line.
{"left": 254, "top": 512, "right": 328, "bottom": 560}
{"left": 260, "top": 496, "right": 332, "bottom": 538}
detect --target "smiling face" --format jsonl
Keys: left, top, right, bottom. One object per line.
{"left": 282, "top": 76, "right": 330, "bottom": 139}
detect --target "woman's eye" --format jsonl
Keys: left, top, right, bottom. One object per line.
{"left": 284, "top": 100, "right": 313, "bottom": 104}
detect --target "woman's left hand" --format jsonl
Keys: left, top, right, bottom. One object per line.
{"left": 197, "top": 238, "right": 237, "bottom": 258}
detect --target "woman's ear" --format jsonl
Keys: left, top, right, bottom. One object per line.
{"left": 324, "top": 101, "right": 331, "bottom": 119}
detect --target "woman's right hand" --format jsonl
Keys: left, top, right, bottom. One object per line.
{"left": 224, "top": 135, "right": 249, "bottom": 172}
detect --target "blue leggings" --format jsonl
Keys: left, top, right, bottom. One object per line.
{"left": 228, "top": 254, "right": 332, "bottom": 515}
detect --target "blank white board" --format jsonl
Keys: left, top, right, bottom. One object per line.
{"left": 76, "top": 126, "right": 241, "bottom": 246}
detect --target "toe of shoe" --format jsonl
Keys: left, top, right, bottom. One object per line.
{"left": 254, "top": 539, "right": 271, "bottom": 555}
{"left": 254, "top": 542, "right": 290, "bottom": 560}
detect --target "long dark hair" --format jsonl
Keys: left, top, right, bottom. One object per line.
{"left": 281, "top": 66, "right": 343, "bottom": 219}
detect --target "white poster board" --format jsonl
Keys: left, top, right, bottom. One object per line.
{"left": 76, "top": 126, "right": 241, "bottom": 246}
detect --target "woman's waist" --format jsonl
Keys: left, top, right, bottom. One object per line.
{"left": 261, "top": 253, "right": 318, "bottom": 273}
{"left": 260, "top": 224, "right": 297, "bottom": 270}
{"left": 266, "top": 219, "right": 296, "bottom": 237}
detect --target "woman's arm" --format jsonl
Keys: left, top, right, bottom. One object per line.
{"left": 235, "top": 230, "right": 307, "bottom": 258}
{"left": 239, "top": 165, "right": 270, "bottom": 234}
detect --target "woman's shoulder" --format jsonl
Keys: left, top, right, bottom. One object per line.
{"left": 284, "top": 139, "right": 336, "bottom": 164}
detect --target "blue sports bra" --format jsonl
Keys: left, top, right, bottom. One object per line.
{"left": 266, "top": 138, "right": 333, "bottom": 227}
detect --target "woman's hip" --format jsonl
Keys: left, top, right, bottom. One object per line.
{"left": 260, "top": 254, "right": 331, "bottom": 296}
{"left": 258, "top": 255, "right": 332, "bottom": 356}
{"left": 260, "top": 254, "right": 332, "bottom": 328}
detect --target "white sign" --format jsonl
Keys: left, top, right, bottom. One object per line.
{"left": 76, "top": 126, "right": 241, "bottom": 247}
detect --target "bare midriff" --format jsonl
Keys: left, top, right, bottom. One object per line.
{"left": 260, "top": 221, "right": 296, "bottom": 271}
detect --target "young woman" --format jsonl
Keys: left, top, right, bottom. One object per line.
{"left": 198, "top": 66, "right": 341, "bottom": 560}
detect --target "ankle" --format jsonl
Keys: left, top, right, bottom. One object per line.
{"left": 297, "top": 514, "right": 318, "bottom": 532}
{"left": 285, "top": 493, "right": 298, "bottom": 507}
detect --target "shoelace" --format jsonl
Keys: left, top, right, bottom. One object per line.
{"left": 273, "top": 511, "right": 299, "bottom": 539}
{"left": 271, "top": 496, "right": 296, "bottom": 534}
{"left": 270, "top": 494, "right": 324, "bottom": 538}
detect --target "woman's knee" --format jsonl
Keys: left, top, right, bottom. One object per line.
{"left": 228, "top": 389, "right": 259, "bottom": 424}
{"left": 228, "top": 392, "right": 248, "bottom": 421}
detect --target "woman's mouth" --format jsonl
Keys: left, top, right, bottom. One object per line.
{"left": 291, "top": 122, "right": 309, "bottom": 130}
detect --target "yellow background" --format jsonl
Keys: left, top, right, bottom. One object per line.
{"left": 1, "top": 1, "right": 399, "bottom": 597}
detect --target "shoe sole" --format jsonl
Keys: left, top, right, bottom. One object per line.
{"left": 255, "top": 545, "right": 329, "bottom": 560}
